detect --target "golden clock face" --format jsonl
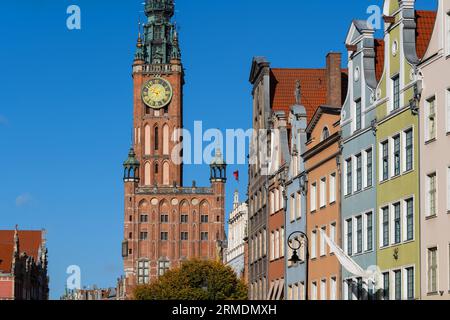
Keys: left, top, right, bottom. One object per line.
{"left": 142, "top": 78, "right": 173, "bottom": 109}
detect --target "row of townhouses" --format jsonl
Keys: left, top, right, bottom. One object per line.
{"left": 243, "top": 0, "right": 450, "bottom": 300}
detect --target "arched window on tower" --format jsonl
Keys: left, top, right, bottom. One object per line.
{"left": 163, "top": 162, "right": 170, "bottom": 185}
{"left": 154, "top": 127, "right": 159, "bottom": 151}
{"left": 145, "top": 162, "right": 151, "bottom": 186}
{"left": 155, "top": 163, "right": 159, "bottom": 175}
{"left": 145, "top": 125, "right": 151, "bottom": 155}
{"left": 163, "top": 124, "right": 169, "bottom": 155}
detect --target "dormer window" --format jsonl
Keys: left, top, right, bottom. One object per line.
{"left": 321, "top": 127, "right": 330, "bottom": 141}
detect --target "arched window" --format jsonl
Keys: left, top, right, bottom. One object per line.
{"left": 163, "top": 162, "right": 170, "bottom": 185}
{"left": 163, "top": 124, "right": 169, "bottom": 155}
{"left": 144, "top": 162, "right": 151, "bottom": 186}
{"left": 154, "top": 126, "right": 159, "bottom": 151}
{"left": 145, "top": 125, "right": 151, "bottom": 155}
{"left": 321, "top": 127, "right": 330, "bottom": 141}
{"left": 155, "top": 163, "right": 159, "bottom": 175}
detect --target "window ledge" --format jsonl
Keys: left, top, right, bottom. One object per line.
{"left": 426, "top": 214, "right": 437, "bottom": 221}
{"left": 427, "top": 292, "right": 439, "bottom": 296}
{"left": 425, "top": 138, "right": 437, "bottom": 145}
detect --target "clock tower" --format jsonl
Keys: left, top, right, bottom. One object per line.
{"left": 119, "top": 0, "right": 227, "bottom": 299}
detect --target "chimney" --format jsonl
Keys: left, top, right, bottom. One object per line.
{"left": 326, "top": 52, "right": 342, "bottom": 107}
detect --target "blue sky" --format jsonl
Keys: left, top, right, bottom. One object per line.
{"left": 0, "top": 0, "right": 436, "bottom": 299}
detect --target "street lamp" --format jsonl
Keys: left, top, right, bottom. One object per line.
{"left": 287, "top": 231, "right": 309, "bottom": 301}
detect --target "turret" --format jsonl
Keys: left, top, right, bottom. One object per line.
{"left": 123, "top": 147, "right": 140, "bottom": 183}
{"left": 210, "top": 149, "right": 227, "bottom": 183}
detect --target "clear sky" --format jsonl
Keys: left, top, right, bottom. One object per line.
{"left": 0, "top": 0, "right": 436, "bottom": 299}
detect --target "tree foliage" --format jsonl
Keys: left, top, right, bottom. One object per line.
{"left": 134, "top": 260, "right": 248, "bottom": 300}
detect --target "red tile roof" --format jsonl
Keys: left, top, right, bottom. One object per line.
{"left": 415, "top": 10, "right": 437, "bottom": 59}
{"left": 374, "top": 39, "right": 385, "bottom": 82}
{"left": 270, "top": 68, "right": 347, "bottom": 122}
{"left": 0, "top": 230, "right": 43, "bottom": 274}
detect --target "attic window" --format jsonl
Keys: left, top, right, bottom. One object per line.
{"left": 321, "top": 127, "right": 330, "bottom": 141}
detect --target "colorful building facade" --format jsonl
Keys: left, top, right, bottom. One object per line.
{"left": 374, "top": 0, "right": 435, "bottom": 300}
{"left": 418, "top": 0, "right": 450, "bottom": 300}
{"left": 340, "top": 20, "right": 383, "bottom": 300}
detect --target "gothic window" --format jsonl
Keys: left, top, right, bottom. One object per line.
{"left": 155, "top": 163, "right": 159, "bottom": 175}
{"left": 145, "top": 162, "right": 151, "bottom": 186}
{"left": 163, "top": 124, "right": 169, "bottom": 155}
{"left": 158, "top": 260, "right": 170, "bottom": 276}
{"left": 137, "top": 260, "right": 149, "bottom": 284}
{"left": 163, "top": 162, "right": 170, "bottom": 185}
{"left": 145, "top": 125, "right": 151, "bottom": 155}
{"left": 154, "top": 127, "right": 159, "bottom": 151}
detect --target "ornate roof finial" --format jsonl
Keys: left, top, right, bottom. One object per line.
{"left": 295, "top": 80, "right": 302, "bottom": 105}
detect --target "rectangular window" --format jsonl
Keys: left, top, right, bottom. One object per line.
{"left": 366, "top": 212, "right": 373, "bottom": 251}
{"left": 426, "top": 96, "right": 437, "bottom": 141}
{"left": 329, "top": 173, "right": 336, "bottom": 203}
{"left": 320, "top": 279, "right": 327, "bottom": 300}
{"left": 356, "top": 154, "right": 362, "bottom": 191}
{"left": 330, "top": 277, "right": 337, "bottom": 300}
{"left": 447, "top": 89, "right": 450, "bottom": 132}
{"left": 270, "top": 232, "right": 275, "bottom": 261}
{"left": 347, "top": 219, "right": 353, "bottom": 255}
{"left": 393, "top": 135, "right": 401, "bottom": 176}
{"left": 366, "top": 148, "right": 373, "bottom": 187}
{"left": 330, "top": 223, "right": 336, "bottom": 253}
{"left": 382, "top": 207, "right": 389, "bottom": 247}
{"left": 320, "top": 226, "right": 326, "bottom": 256}
{"left": 311, "top": 230, "right": 317, "bottom": 259}
{"left": 392, "top": 75, "right": 400, "bottom": 110}
{"left": 275, "top": 230, "right": 280, "bottom": 259}
{"left": 448, "top": 167, "right": 450, "bottom": 212}
{"left": 137, "top": 261, "right": 149, "bottom": 284}
{"left": 290, "top": 195, "right": 295, "bottom": 222}
{"left": 201, "top": 232, "right": 209, "bottom": 241}
{"left": 347, "top": 280, "right": 353, "bottom": 301}
{"left": 160, "top": 214, "right": 169, "bottom": 223}
{"left": 406, "top": 267, "right": 414, "bottom": 300}
{"left": 356, "top": 216, "right": 363, "bottom": 254}
{"left": 139, "top": 232, "right": 148, "bottom": 241}
{"left": 310, "top": 183, "right": 317, "bottom": 212}
{"left": 382, "top": 272, "right": 390, "bottom": 300}
{"left": 311, "top": 282, "right": 318, "bottom": 300}
{"left": 428, "top": 247, "right": 438, "bottom": 293}
{"left": 180, "top": 232, "right": 188, "bottom": 241}
{"left": 280, "top": 227, "right": 285, "bottom": 258}
{"left": 346, "top": 158, "right": 353, "bottom": 195}
{"left": 296, "top": 192, "right": 302, "bottom": 219}
{"left": 394, "top": 270, "right": 402, "bottom": 300}
{"left": 201, "top": 215, "right": 209, "bottom": 223}
{"left": 160, "top": 232, "right": 168, "bottom": 241}
{"left": 447, "top": 12, "right": 450, "bottom": 55}
{"left": 180, "top": 215, "right": 188, "bottom": 223}
{"left": 320, "top": 178, "right": 327, "bottom": 208}
{"left": 158, "top": 261, "right": 170, "bottom": 276}
{"left": 428, "top": 173, "right": 437, "bottom": 217}
{"left": 382, "top": 141, "right": 389, "bottom": 181}
{"left": 406, "top": 198, "right": 414, "bottom": 241}
{"left": 394, "top": 203, "right": 401, "bottom": 244}
{"left": 356, "top": 277, "right": 363, "bottom": 300}
{"left": 405, "top": 129, "right": 413, "bottom": 171}
{"left": 140, "top": 214, "right": 148, "bottom": 223}
{"left": 355, "top": 99, "right": 362, "bottom": 131}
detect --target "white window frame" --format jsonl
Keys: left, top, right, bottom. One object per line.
{"left": 296, "top": 191, "right": 302, "bottom": 219}
{"left": 446, "top": 88, "right": 450, "bottom": 133}
{"left": 425, "top": 96, "right": 437, "bottom": 142}
{"left": 446, "top": 11, "right": 450, "bottom": 56}
{"left": 311, "top": 230, "right": 317, "bottom": 259}
{"left": 320, "top": 279, "right": 327, "bottom": 300}
{"left": 426, "top": 173, "right": 437, "bottom": 218}
{"left": 320, "top": 226, "right": 326, "bottom": 257}
{"left": 329, "top": 173, "right": 336, "bottom": 204}
{"left": 311, "top": 281, "right": 318, "bottom": 300}
{"left": 310, "top": 182, "right": 317, "bottom": 212}
{"left": 330, "top": 277, "right": 337, "bottom": 300}
{"left": 270, "top": 231, "right": 275, "bottom": 261}
{"left": 290, "top": 194, "right": 295, "bottom": 222}
{"left": 447, "top": 167, "right": 450, "bottom": 212}
{"left": 320, "top": 177, "right": 327, "bottom": 208}
{"left": 330, "top": 222, "right": 336, "bottom": 254}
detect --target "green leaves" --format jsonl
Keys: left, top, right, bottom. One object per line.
{"left": 134, "top": 260, "right": 248, "bottom": 301}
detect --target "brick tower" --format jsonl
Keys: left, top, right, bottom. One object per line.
{"left": 120, "top": 0, "right": 227, "bottom": 299}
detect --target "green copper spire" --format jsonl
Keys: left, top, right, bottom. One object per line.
{"left": 141, "top": 0, "right": 180, "bottom": 65}
{"left": 123, "top": 147, "right": 140, "bottom": 182}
